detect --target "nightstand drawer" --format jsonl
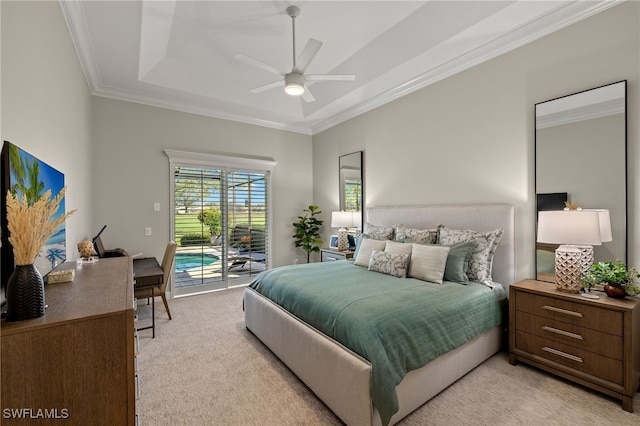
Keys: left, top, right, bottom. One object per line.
{"left": 515, "top": 291, "right": 622, "bottom": 336}
{"left": 515, "top": 311, "right": 622, "bottom": 360}
{"left": 515, "top": 330, "right": 623, "bottom": 385}
{"left": 321, "top": 249, "right": 354, "bottom": 262}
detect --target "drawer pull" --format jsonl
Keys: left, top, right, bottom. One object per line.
{"left": 325, "top": 256, "right": 339, "bottom": 261}
{"left": 542, "top": 326, "right": 583, "bottom": 340}
{"left": 135, "top": 373, "right": 141, "bottom": 399}
{"left": 542, "top": 346, "right": 583, "bottom": 363}
{"left": 542, "top": 305, "right": 583, "bottom": 317}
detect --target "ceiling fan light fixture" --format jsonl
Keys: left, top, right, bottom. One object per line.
{"left": 285, "top": 82, "right": 304, "bottom": 96}
{"left": 284, "top": 72, "right": 305, "bottom": 96}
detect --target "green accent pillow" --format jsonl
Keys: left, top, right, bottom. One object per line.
{"left": 442, "top": 241, "right": 476, "bottom": 284}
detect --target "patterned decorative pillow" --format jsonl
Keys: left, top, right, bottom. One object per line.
{"left": 438, "top": 226, "right": 503, "bottom": 284}
{"left": 354, "top": 237, "right": 387, "bottom": 267}
{"left": 394, "top": 224, "right": 438, "bottom": 244}
{"left": 368, "top": 250, "right": 410, "bottom": 278}
{"left": 363, "top": 222, "right": 394, "bottom": 240}
{"left": 409, "top": 244, "right": 450, "bottom": 284}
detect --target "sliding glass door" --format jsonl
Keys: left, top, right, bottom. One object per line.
{"left": 172, "top": 165, "right": 269, "bottom": 297}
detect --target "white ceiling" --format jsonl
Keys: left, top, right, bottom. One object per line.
{"left": 60, "top": 1, "right": 619, "bottom": 135}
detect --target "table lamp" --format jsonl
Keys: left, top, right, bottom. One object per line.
{"left": 537, "top": 209, "right": 611, "bottom": 293}
{"left": 331, "top": 211, "right": 355, "bottom": 251}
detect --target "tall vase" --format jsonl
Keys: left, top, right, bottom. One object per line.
{"left": 6, "top": 264, "right": 45, "bottom": 322}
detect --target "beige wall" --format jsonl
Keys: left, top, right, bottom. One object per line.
{"left": 312, "top": 2, "right": 640, "bottom": 282}
{"left": 91, "top": 97, "right": 313, "bottom": 266}
{"left": 1, "top": 1, "right": 93, "bottom": 260}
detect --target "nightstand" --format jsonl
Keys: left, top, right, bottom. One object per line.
{"left": 509, "top": 279, "right": 640, "bottom": 412}
{"left": 320, "top": 248, "right": 354, "bottom": 262}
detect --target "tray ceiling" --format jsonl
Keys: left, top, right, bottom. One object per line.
{"left": 60, "top": 1, "right": 619, "bottom": 135}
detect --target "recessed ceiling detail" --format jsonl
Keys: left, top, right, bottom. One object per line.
{"left": 60, "top": 1, "right": 620, "bottom": 135}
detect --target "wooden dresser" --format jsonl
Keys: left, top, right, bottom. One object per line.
{"left": 1, "top": 257, "right": 137, "bottom": 425}
{"left": 509, "top": 279, "right": 640, "bottom": 412}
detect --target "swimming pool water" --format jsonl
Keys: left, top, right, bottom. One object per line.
{"left": 175, "top": 253, "right": 220, "bottom": 272}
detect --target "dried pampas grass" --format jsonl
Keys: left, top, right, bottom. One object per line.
{"left": 6, "top": 188, "right": 76, "bottom": 265}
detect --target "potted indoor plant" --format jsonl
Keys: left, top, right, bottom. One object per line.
{"left": 292, "top": 205, "right": 323, "bottom": 263}
{"left": 581, "top": 260, "right": 640, "bottom": 298}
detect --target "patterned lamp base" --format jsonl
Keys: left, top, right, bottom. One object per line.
{"left": 337, "top": 228, "right": 348, "bottom": 251}
{"left": 555, "top": 245, "right": 583, "bottom": 293}
{"left": 576, "top": 245, "right": 594, "bottom": 276}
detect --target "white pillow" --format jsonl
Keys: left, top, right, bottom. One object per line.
{"left": 384, "top": 240, "right": 413, "bottom": 258}
{"left": 409, "top": 244, "right": 450, "bottom": 284}
{"left": 354, "top": 238, "right": 387, "bottom": 267}
{"left": 368, "top": 250, "right": 410, "bottom": 278}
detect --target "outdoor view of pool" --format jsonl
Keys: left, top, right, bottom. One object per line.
{"left": 175, "top": 253, "right": 220, "bottom": 272}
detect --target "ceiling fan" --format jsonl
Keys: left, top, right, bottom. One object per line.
{"left": 234, "top": 5, "right": 355, "bottom": 102}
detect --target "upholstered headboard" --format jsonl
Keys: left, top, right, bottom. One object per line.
{"left": 366, "top": 204, "right": 516, "bottom": 291}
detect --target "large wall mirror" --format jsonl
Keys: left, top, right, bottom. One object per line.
{"left": 339, "top": 151, "right": 364, "bottom": 229}
{"left": 535, "top": 80, "right": 627, "bottom": 282}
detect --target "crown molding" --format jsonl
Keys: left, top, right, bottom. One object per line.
{"left": 59, "top": 0, "right": 101, "bottom": 93}
{"left": 91, "top": 84, "right": 313, "bottom": 136}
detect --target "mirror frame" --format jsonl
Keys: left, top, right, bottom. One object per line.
{"left": 534, "top": 80, "right": 627, "bottom": 282}
{"left": 339, "top": 151, "right": 364, "bottom": 229}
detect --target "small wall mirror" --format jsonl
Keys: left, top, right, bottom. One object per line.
{"left": 535, "top": 81, "right": 627, "bottom": 282}
{"left": 339, "top": 151, "right": 364, "bottom": 229}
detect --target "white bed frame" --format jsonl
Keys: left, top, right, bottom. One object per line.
{"left": 244, "top": 204, "right": 516, "bottom": 425}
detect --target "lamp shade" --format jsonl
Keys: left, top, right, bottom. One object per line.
{"left": 582, "top": 209, "right": 612, "bottom": 243}
{"left": 352, "top": 211, "right": 362, "bottom": 229}
{"left": 331, "top": 211, "right": 354, "bottom": 228}
{"left": 537, "top": 210, "right": 605, "bottom": 245}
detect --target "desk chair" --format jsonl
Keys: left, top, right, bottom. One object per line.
{"left": 135, "top": 241, "right": 176, "bottom": 321}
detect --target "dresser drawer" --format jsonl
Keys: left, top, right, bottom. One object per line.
{"left": 515, "top": 330, "right": 623, "bottom": 385}
{"left": 515, "top": 311, "right": 622, "bottom": 360}
{"left": 515, "top": 291, "right": 622, "bottom": 336}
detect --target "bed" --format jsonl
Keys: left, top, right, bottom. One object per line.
{"left": 244, "top": 204, "right": 515, "bottom": 426}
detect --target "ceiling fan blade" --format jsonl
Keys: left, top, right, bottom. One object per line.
{"left": 305, "top": 74, "right": 356, "bottom": 82}
{"left": 302, "top": 87, "right": 315, "bottom": 103}
{"left": 234, "top": 53, "right": 285, "bottom": 76}
{"left": 250, "top": 80, "right": 284, "bottom": 94}
{"left": 293, "top": 39, "right": 322, "bottom": 74}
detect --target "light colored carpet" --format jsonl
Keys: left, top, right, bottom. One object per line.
{"left": 137, "top": 287, "right": 640, "bottom": 425}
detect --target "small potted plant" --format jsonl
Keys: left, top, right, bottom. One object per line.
{"left": 581, "top": 260, "right": 640, "bottom": 299}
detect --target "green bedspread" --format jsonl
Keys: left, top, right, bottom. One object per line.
{"left": 249, "top": 260, "right": 502, "bottom": 426}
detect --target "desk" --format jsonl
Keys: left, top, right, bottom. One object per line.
{"left": 133, "top": 257, "right": 163, "bottom": 338}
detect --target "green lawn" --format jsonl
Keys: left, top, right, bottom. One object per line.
{"left": 174, "top": 213, "right": 266, "bottom": 238}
